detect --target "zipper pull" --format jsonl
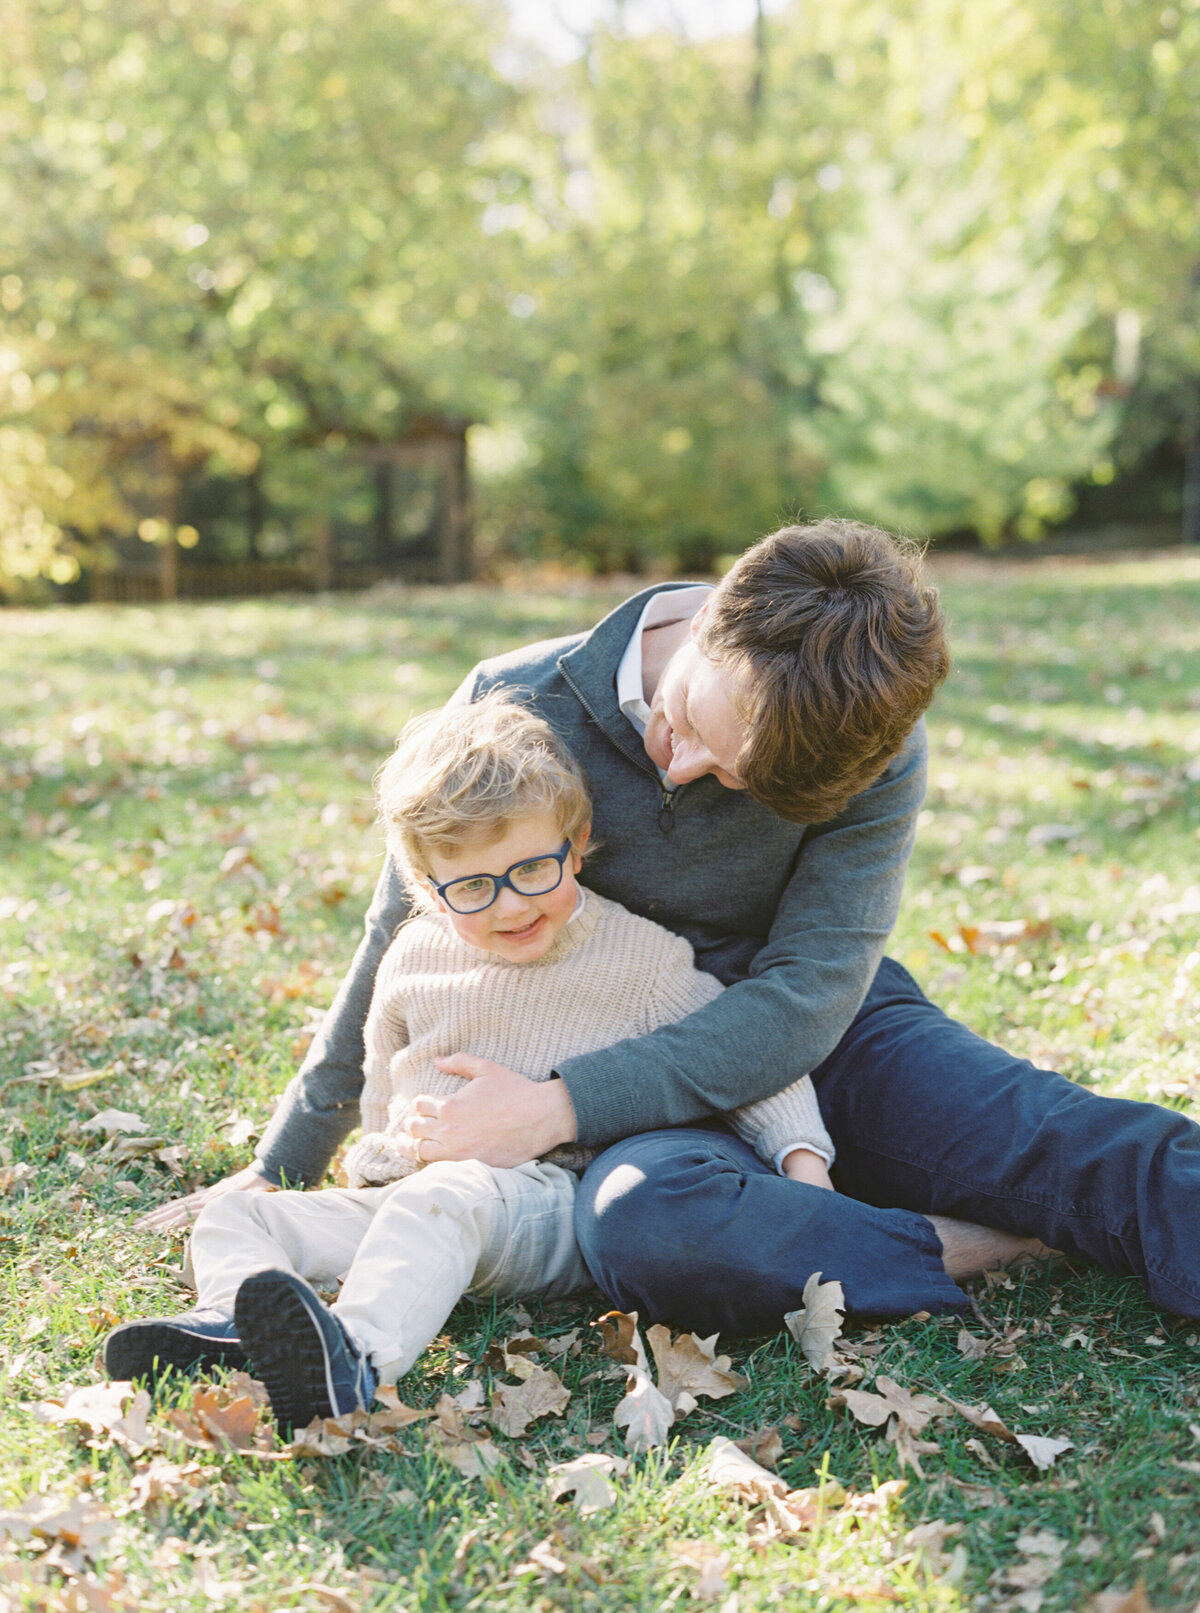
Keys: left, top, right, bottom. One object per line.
{"left": 658, "top": 786, "right": 677, "bottom": 834}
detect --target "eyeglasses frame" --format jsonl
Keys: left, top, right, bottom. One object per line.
{"left": 428, "top": 839, "right": 575, "bottom": 915}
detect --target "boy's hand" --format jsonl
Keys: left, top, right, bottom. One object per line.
{"left": 781, "top": 1148, "right": 835, "bottom": 1191}
{"left": 407, "top": 1056, "right": 577, "bottom": 1168}
{"left": 132, "top": 1163, "right": 279, "bottom": 1231}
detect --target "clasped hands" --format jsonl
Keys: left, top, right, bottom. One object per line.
{"left": 404, "top": 1055, "right": 577, "bottom": 1168}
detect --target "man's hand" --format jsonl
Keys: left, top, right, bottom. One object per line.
{"left": 406, "top": 1056, "right": 577, "bottom": 1168}
{"left": 133, "top": 1163, "right": 279, "bottom": 1232}
{"left": 781, "top": 1148, "right": 835, "bottom": 1191}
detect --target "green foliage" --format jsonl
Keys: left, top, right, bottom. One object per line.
{"left": 0, "top": 0, "right": 528, "bottom": 590}
{"left": 1, "top": 0, "right": 1197, "bottom": 587}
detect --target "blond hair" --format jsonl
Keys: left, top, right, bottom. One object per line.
{"left": 377, "top": 690, "right": 592, "bottom": 899}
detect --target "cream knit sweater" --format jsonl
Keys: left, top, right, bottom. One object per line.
{"left": 343, "top": 888, "right": 832, "bottom": 1188}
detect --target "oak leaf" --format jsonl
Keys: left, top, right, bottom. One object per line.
{"left": 490, "top": 1363, "right": 571, "bottom": 1437}
{"left": 612, "top": 1370, "right": 675, "bottom": 1454}
{"left": 783, "top": 1272, "right": 846, "bottom": 1373}
{"left": 646, "top": 1324, "right": 746, "bottom": 1415}
{"left": 592, "top": 1310, "right": 644, "bottom": 1368}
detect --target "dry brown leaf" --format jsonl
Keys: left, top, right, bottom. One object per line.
{"left": 947, "top": 1399, "right": 1018, "bottom": 1442}
{"left": 829, "top": 1386, "right": 894, "bottom": 1428}
{"left": 733, "top": 1427, "right": 784, "bottom": 1469}
{"left": 363, "top": 1384, "right": 431, "bottom": 1434}
{"left": 191, "top": 1389, "right": 263, "bottom": 1451}
{"left": 1014, "top": 1433, "right": 1073, "bottom": 1472}
{"left": 1085, "top": 1583, "right": 1153, "bottom": 1613}
{"left": 34, "top": 1382, "right": 154, "bottom": 1454}
{"left": 294, "top": 1583, "right": 359, "bottom": 1612}
{"left": 431, "top": 1433, "right": 507, "bottom": 1479}
{"left": 81, "top": 1110, "right": 147, "bottom": 1136}
{"left": 783, "top": 1272, "right": 846, "bottom": 1373}
{"left": 670, "top": 1543, "right": 732, "bottom": 1603}
{"left": 592, "top": 1310, "right": 643, "bottom": 1367}
{"left": 700, "top": 1436, "right": 788, "bottom": 1502}
{"left": 888, "top": 1421, "right": 941, "bottom": 1478}
{"left": 0, "top": 1494, "right": 117, "bottom": 1562}
{"left": 613, "top": 1369, "right": 675, "bottom": 1454}
{"left": 490, "top": 1363, "right": 571, "bottom": 1438}
{"left": 701, "top": 1437, "right": 847, "bottom": 1543}
{"left": 290, "top": 1420, "right": 358, "bottom": 1458}
{"left": 874, "top": 1376, "right": 945, "bottom": 1435}
{"left": 121, "top": 1457, "right": 208, "bottom": 1514}
{"left": 645, "top": 1325, "right": 746, "bottom": 1415}
{"left": 547, "top": 1452, "right": 628, "bottom": 1514}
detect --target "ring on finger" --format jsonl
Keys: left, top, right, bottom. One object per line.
{"left": 414, "top": 1136, "right": 427, "bottom": 1167}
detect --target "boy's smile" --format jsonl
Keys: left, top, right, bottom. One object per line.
{"left": 424, "top": 810, "right": 586, "bottom": 963}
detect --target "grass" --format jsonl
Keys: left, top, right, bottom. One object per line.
{"left": 1, "top": 552, "right": 1199, "bottom": 1612}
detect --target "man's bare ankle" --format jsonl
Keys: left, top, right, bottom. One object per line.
{"left": 925, "top": 1215, "right": 1056, "bottom": 1281}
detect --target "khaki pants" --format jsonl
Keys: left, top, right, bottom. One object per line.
{"left": 189, "top": 1160, "right": 590, "bottom": 1382}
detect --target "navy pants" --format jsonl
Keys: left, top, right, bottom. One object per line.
{"left": 574, "top": 958, "right": 1200, "bottom": 1335}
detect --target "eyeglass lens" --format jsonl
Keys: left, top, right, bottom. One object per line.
{"left": 444, "top": 855, "right": 563, "bottom": 913}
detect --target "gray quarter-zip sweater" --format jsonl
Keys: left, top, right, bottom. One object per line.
{"left": 256, "top": 583, "right": 926, "bottom": 1187}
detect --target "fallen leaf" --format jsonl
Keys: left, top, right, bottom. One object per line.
{"left": 547, "top": 1453, "right": 628, "bottom": 1514}
{"left": 122, "top": 1456, "right": 209, "bottom": 1513}
{"left": 81, "top": 1109, "right": 148, "bottom": 1135}
{"left": 947, "top": 1399, "right": 1018, "bottom": 1442}
{"left": 733, "top": 1427, "right": 784, "bottom": 1469}
{"left": 592, "top": 1310, "right": 643, "bottom": 1367}
{"left": 1015, "top": 1433, "right": 1074, "bottom": 1472}
{"left": 645, "top": 1325, "right": 746, "bottom": 1414}
{"left": 700, "top": 1437, "right": 848, "bottom": 1541}
{"left": 832, "top": 1376, "right": 944, "bottom": 1436}
{"left": 1085, "top": 1584, "right": 1152, "bottom": 1613}
{"left": 34, "top": 1381, "right": 153, "bottom": 1454}
{"left": 294, "top": 1584, "right": 359, "bottom": 1613}
{"left": 783, "top": 1272, "right": 846, "bottom": 1372}
{"left": 0, "top": 1493, "right": 117, "bottom": 1562}
{"left": 700, "top": 1436, "right": 788, "bottom": 1502}
{"left": 612, "top": 1369, "right": 675, "bottom": 1454}
{"left": 490, "top": 1364, "right": 571, "bottom": 1438}
{"left": 432, "top": 1431, "right": 506, "bottom": 1479}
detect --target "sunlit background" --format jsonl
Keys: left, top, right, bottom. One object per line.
{"left": 1, "top": 0, "right": 1196, "bottom": 599}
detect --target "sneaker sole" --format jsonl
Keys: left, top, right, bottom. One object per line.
{"left": 234, "top": 1271, "right": 343, "bottom": 1435}
{"left": 103, "top": 1321, "right": 248, "bottom": 1384}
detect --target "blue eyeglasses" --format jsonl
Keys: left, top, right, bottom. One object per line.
{"left": 430, "top": 841, "right": 574, "bottom": 915}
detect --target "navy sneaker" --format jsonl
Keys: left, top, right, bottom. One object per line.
{"left": 103, "top": 1309, "right": 247, "bottom": 1384}
{"left": 233, "top": 1269, "right": 377, "bottom": 1434}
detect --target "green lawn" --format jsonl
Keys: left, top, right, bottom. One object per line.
{"left": 2, "top": 553, "right": 1199, "bottom": 1612}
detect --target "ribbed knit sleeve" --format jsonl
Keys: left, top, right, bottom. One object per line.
{"left": 726, "top": 1076, "right": 834, "bottom": 1169}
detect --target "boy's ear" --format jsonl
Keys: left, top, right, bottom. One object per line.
{"left": 415, "top": 874, "right": 449, "bottom": 914}
{"left": 572, "top": 823, "right": 591, "bottom": 865}
{"left": 688, "top": 599, "right": 710, "bottom": 639}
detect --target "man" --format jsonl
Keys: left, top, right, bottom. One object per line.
{"left": 145, "top": 519, "right": 1200, "bottom": 1333}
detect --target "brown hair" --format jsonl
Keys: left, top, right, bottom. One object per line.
{"left": 700, "top": 519, "right": 950, "bottom": 823}
{"left": 376, "top": 690, "right": 592, "bottom": 902}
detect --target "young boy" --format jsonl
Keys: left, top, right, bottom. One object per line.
{"left": 105, "top": 693, "right": 833, "bottom": 1432}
